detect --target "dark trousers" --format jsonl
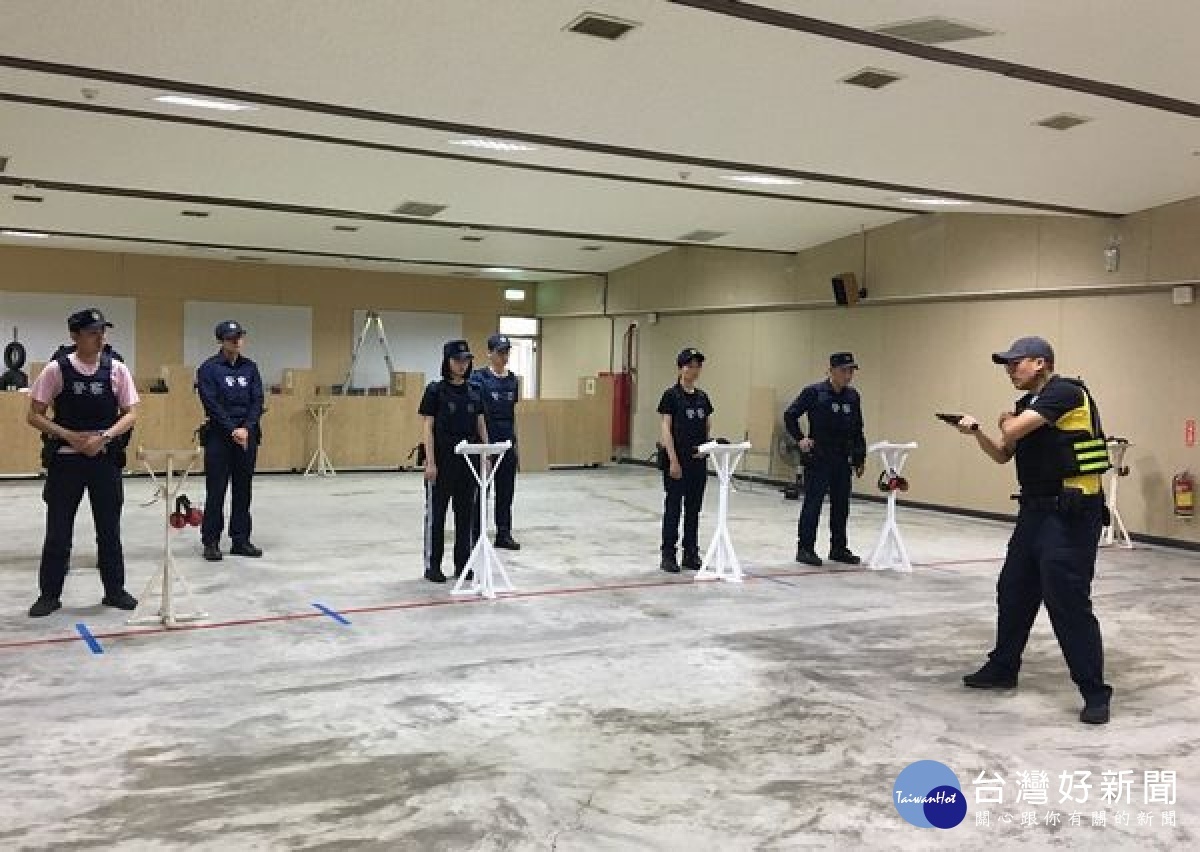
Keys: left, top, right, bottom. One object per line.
{"left": 202, "top": 435, "right": 258, "bottom": 546}
{"left": 424, "top": 453, "right": 479, "bottom": 574}
{"left": 38, "top": 454, "right": 126, "bottom": 599}
{"left": 797, "top": 458, "right": 852, "bottom": 551}
{"left": 491, "top": 447, "right": 518, "bottom": 535}
{"left": 988, "top": 504, "right": 1111, "bottom": 704}
{"left": 661, "top": 459, "right": 707, "bottom": 556}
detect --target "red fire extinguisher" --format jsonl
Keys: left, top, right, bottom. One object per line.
{"left": 1172, "top": 471, "right": 1194, "bottom": 518}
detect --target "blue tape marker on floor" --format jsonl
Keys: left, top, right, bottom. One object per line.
{"left": 312, "top": 603, "right": 351, "bottom": 625}
{"left": 75, "top": 623, "right": 103, "bottom": 654}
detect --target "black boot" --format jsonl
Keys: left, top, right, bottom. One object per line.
{"left": 681, "top": 550, "right": 702, "bottom": 571}
{"left": 231, "top": 541, "right": 263, "bottom": 558}
{"left": 203, "top": 543, "right": 223, "bottom": 562}
{"left": 494, "top": 533, "right": 521, "bottom": 551}
{"left": 660, "top": 551, "right": 681, "bottom": 573}
{"left": 424, "top": 567, "right": 448, "bottom": 583}
{"left": 962, "top": 662, "right": 1018, "bottom": 690}
{"left": 101, "top": 590, "right": 138, "bottom": 611}
{"left": 795, "top": 545, "right": 823, "bottom": 566}
{"left": 28, "top": 597, "right": 62, "bottom": 618}
{"left": 828, "top": 547, "right": 861, "bottom": 566}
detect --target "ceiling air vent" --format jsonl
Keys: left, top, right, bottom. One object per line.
{"left": 460, "top": 235, "right": 485, "bottom": 242}
{"left": 841, "top": 68, "right": 904, "bottom": 89}
{"left": 580, "top": 245, "right": 603, "bottom": 251}
{"left": 1036, "top": 113, "right": 1091, "bottom": 131}
{"left": 333, "top": 224, "right": 359, "bottom": 232}
{"left": 677, "top": 229, "right": 728, "bottom": 242}
{"left": 181, "top": 210, "right": 210, "bottom": 217}
{"left": 874, "top": 17, "right": 996, "bottom": 45}
{"left": 566, "top": 12, "right": 639, "bottom": 40}
{"left": 392, "top": 201, "right": 447, "bottom": 217}
{"left": 13, "top": 194, "right": 44, "bottom": 202}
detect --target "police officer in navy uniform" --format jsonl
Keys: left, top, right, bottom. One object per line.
{"left": 952, "top": 336, "right": 1113, "bottom": 725}
{"left": 785, "top": 352, "right": 867, "bottom": 566}
{"left": 26, "top": 309, "right": 140, "bottom": 617}
{"left": 658, "top": 347, "right": 713, "bottom": 573}
{"left": 471, "top": 333, "right": 521, "bottom": 550}
{"left": 420, "top": 339, "right": 488, "bottom": 583}
{"left": 197, "top": 320, "right": 265, "bottom": 561}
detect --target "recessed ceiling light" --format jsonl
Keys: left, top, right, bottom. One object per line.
{"left": 448, "top": 138, "right": 538, "bottom": 152}
{"left": 504, "top": 289, "right": 527, "bottom": 301}
{"left": 153, "top": 94, "right": 258, "bottom": 112}
{"left": 721, "top": 174, "right": 802, "bottom": 187}
{"left": 1035, "top": 113, "right": 1091, "bottom": 131}
{"left": 0, "top": 229, "right": 50, "bottom": 239}
{"left": 841, "top": 68, "right": 904, "bottom": 89}
{"left": 392, "top": 201, "right": 448, "bottom": 217}
{"left": 566, "top": 13, "right": 639, "bottom": 40}
{"left": 898, "top": 197, "right": 972, "bottom": 206}
{"left": 486, "top": 267, "right": 522, "bottom": 274}
{"left": 677, "top": 229, "right": 728, "bottom": 242}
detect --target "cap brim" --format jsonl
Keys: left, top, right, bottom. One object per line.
{"left": 76, "top": 321, "right": 113, "bottom": 331}
{"left": 991, "top": 352, "right": 1014, "bottom": 364}
{"left": 491, "top": 345, "right": 511, "bottom": 352}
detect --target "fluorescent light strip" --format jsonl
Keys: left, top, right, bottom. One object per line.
{"left": 448, "top": 138, "right": 538, "bottom": 152}
{"left": 721, "top": 174, "right": 802, "bottom": 186}
{"left": 504, "top": 289, "right": 527, "bottom": 301}
{"left": 154, "top": 94, "right": 258, "bottom": 112}
{"left": 898, "top": 197, "right": 972, "bottom": 206}
{"left": 0, "top": 229, "right": 49, "bottom": 238}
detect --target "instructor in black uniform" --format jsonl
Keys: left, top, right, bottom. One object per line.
{"left": 658, "top": 347, "right": 713, "bottom": 573}
{"left": 26, "top": 308, "right": 140, "bottom": 617}
{"left": 197, "top": 320, "right": 265, "bottom": 561}
{"left": 785, "top": 352, "right": 867, "bottom": 566}
{"left": 952, "top": 336, "right": 1113, "bottom": 724}
{"left": 420, "top": 339, "right": 488, "bottom": 583}
{"left": 471, "top": 333, "right": 521, "bottom": 550}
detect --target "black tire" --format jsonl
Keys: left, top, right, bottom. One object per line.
{"left": 3, "top": 341, "right": 25, "bottom": 370}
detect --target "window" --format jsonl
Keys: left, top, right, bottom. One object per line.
{"left": 498, "top": 316, "right": 539, "bottom": 398}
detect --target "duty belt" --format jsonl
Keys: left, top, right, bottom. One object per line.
{"left": 1012, "top": 489, "right": 1104, "bottom": 512}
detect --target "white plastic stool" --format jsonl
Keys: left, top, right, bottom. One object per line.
{"left": 696, "top": 440, "right": 752, "bottom": 583}
{"left": 867, "top": 441, "right": 918, "bottom": 573}
{"left": 1101, "top": 438, "right": 1133, "bottom": 549}
{"left": 129, "top": 447, "right": 209, "bottom": 627}
{"left": 452, "top": 440, "right": 516, "bottom": 600}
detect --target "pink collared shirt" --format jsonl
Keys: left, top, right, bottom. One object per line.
{"left": 30, "top": 354, "right": 141, "bottom": 409}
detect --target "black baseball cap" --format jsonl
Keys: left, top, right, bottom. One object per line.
{"left": 443, "top": 339, "right": 473, "bottom": 359}
{"left": 677, "top": 347, "right": 705, "bottom": 368}
{"left": 215, "top": 320, "right": 247, "bottom": 340}
{"left": 487, "top": 334, "right": 512, "bottom": 352}
{"left": 830, "top": 352, "right": 858, "bottom": 369}
{"left": 67, "top": 308, "right": 113, "bottom": 333}
{"left": 991, "top": 336, "right": 1054, "bottom": 365}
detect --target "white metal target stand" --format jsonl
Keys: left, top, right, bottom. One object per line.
{"left": 696, "top": 440, "right": 752, "bottom": 583}
{"left": 304, "top": 401, "right": 336, "bottom": 477}
{"left": 452, "top": 439, "right": 515, "bottom": 600}
{"left": 1101, "top": 438, "right": 1134, "bottom": 549}
{"left": 129, "top": 447, "right": 209, "bottom": 627}
{"left": 867, "top": 441, "right": 918, "bottom": 573}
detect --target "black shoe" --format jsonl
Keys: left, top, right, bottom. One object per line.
{"left": 102, "top": 590, "right": 138, "bottom": 611}
{"left": 660, "top": 554, "right": 681, "bottom": 574}
{"left": 230, "top": 541, "right": 263, "bottom": 558}
{"left": 494, "top": 534, "right": 521, "bottom": 551}
{"left": 681, "top": 551, "right": 702, "bottom": 571}
{"left": 29, "top": 597, "right": 62, "bottom": 618}
{"left": 455, "top": 568, "right": 475, "bottom": 582}
{"left": 1080, "top": 702, "right": 1111, "bottom": 725}
{"left": 829, "top": 548, "right": 861, "bottom": 566}
{"left": 203, "top": 544, "right": 223, "bottom": 562}
{"left": 424, "top": 568, "right": 448, "bottom": 583}
{"left": 963, "top": 663, "right": 1018, "bottom": 690}
{"left": 795, "top": 545, "right": 823, "bottom": 566}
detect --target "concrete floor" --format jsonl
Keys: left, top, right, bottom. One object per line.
{"left": 0, "top": 465, "right": 1196, "bottom": 851}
